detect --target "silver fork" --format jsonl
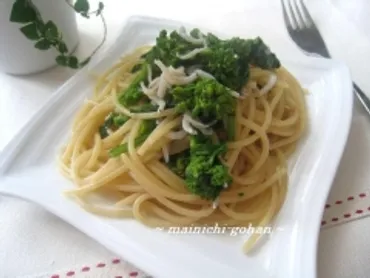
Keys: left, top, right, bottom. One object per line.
{"left": 281, "top": 0, "right": 370, "bottom": 115}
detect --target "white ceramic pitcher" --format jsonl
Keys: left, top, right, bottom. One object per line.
{"left": 0, "top": 0, "right": 79, "bottom": 75}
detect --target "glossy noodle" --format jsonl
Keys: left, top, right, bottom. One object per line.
{"left": 58, "top": 28, "right": 307, "bottom": 253}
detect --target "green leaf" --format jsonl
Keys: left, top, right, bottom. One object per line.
{"left": 56, "top": 55, "right": 68, "bottom": 66}
{"left": 224, "top": 115, "right": 235, "bottom": 141}
{"left": 44, "top": 21, "right": 59, "bottom": 40}
{"left": 67, "top": 56, "right": 79, "bottom": 69}
{"left": 35, "top": 21, "right": 46, "bottom": 34}
{"left": 96, "top": 2, "right": 104, "bottom": 16}
{"left": 74, "top": 0, "right": 90, "bottom": 13}
{"left": 35, "top": 39, "right": 51, "bottom": 50}
{"left": 109, "top": 135, "right": 148, "bottom": 157}
{"left": 57, "top": 42, "right": 68, "bottom": 54}
{"left": 79, "top": 57, "right": 91, "bottom": 67}
{"left": 80, "top": 12, "right": 90, "bottom": 19}
{"left": 20, "top": 22, "right": 40, "bottom": 40}
{"left": 99, "top": 126, "right": 109, "bottom": 139}
{"left": 10, "top": 0, "right": 37, "bottom": 23}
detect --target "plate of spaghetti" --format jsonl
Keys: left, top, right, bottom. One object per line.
{"left": 0, "top": 16, "right": 353, "bottom": 278}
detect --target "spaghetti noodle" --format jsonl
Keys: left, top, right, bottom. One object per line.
{"left": 58, "top": 28, "right": 307, "bottom": 253}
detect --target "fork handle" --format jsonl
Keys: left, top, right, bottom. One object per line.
{"left": 353, "top": 83, "right": 370, "bottom": 116}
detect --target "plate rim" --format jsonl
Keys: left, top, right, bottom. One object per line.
{"left": 0, "top": 15, "right": 354, "bottom": 278}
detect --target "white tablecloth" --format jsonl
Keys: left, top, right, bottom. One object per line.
{"left": 1, "top": 0, "right": 370, "bottom": 277}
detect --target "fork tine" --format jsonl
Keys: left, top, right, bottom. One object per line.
{"left": 280, "top": 0, "right": 292, "bottom": 28}
{"left": 281, "top": 0, "right": 297, "bottom": 30}
{"left": 297, "top": 0, "right": 314, "bottom": 27}
{"left": 291, "top": 0, "right": 306, "bottom": 29}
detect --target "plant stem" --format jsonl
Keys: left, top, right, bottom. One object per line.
{"left": 89, "top": 13, "right": 107, "bottom": 58}
{"left": 64, "top": 0, "right": 74, "bottom": 9}
{"left": 64, "top": 0, "right": 107, "bottom": 65}
{"left": 64, "top": 0, "right": 101, "bottom": 16}
{"left": 11, "top": 0, "right": 107, "bottom": 69}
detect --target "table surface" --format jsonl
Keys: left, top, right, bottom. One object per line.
{"left": 2, "top": 0, "right": 370, "bottom": 277}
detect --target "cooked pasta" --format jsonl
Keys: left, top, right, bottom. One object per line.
{"left": 58, "top": 27, "right": 307, "bottom": 253}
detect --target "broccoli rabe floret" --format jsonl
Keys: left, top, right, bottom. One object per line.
{"left": 143, "top": 30, "right": 195, "bottom": 68}
{"left": 168, "top": 135, "right": 232, "bottom": 200}
{"left": 118, "top": 29, "right": 196, "bottom": 109}
{"left": 185, "top": 135, "right": 232, "bottom": 200}
{"left": 167, "top": 151, "right": 190, "bottom": 179}
{"left": 184, "top": 155, "right": 223, "bottom": 200}
{"left": 119, "top": 30, "right": 198, "bottom": 109}
{"left": 205, "top": 34, "right": 280, "bottom": 69}
{"left": 250, "top": 37, "right": 280, "bottom": 69}
{"left": 171, "top": 78, "right": 236, "bottom": 123}
{"left": 189, "top": 134, "right": 227, "bottom": 158}
{"left": 202, "top": 35, "right": 280, "bottom": 91}
{"left": 200, "top": 42, "right": 248, "bottom": 91}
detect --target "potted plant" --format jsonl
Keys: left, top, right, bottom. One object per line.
{"left": 0, "top": 0, "right": 105, "bottom": 75}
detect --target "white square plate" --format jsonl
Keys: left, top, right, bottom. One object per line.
{"left": 0, "top": 16, "right": 353, "bottom": 278}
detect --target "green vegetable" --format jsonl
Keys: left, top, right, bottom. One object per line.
{"left": 119, "top": 28, "right": 280, "bottom": 114}
{"left": 247, "top": 37, "right": 281, "bottom": 69}
{"left": 119, "top": 29, "right": 198, "bottom": 109}
{"left": 169, "top": 135, "right": 231, "bottom": 200}
{"left": 98, "top": 125, "right": 109, "bottom": 139}
{"left": 129, "top": 103, "right": 158, "bottom": 113}
{"left": 112, "top": 113, "right": 130, "bottom": 127}
{"left": 223, "top": 115, "right": 236, "bottom": 141}
{"left": 109, "top": 120, "right": 156, "bottom": 157}
{"left": 98, "top": 113, "right": 114, "bottom": 139}
{"left": 200, "top": 40, "right": 247, "bottom": 91}
{"left": 189, "top": 134, "right": 226, "bottom": 159}
{"left": 118, "top": 29, "right": 199, "bottom": 109}
{"left": 109, "top": 134, "right": 148, "bottom": 157}
{"left": 118, "top": 65, "right": 148, "bottom": 107}
{"left": 167, "top": 151, "right": 190, "bottom": 178}
{"left": 138, "top": 119, "right": 156, "bottom": 134}
{"left": 172, "top": 78, "right": 236, "bottom": 123}
{"left": 203, "top": 34, "right": 280, "bottom": 90}
{"left": 109, "top": 28, "right": 280, "bottom": 198}
{"left": 143, "top": 30, "right": 195, "bottom": 68}
{"left": 142, "top": 29, "right": 280, "bottom": 92}
{"left": 184, "top": 135, "right": 232, "bottom": 200}
{"left": 98, "top": 112, "right": 130, "bottom": 139}
{"left": 213, "top": 36, "right": 280, "bottom": 69}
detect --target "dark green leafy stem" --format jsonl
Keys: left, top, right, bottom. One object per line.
{"left": 167, "top": 151, "right": 190, "bottom": 179}
{"left": 98, "top": 112, "right": 130, "bottom": 139}
{"left": 109, "top": 120, "right": 156, "bottom": 157}
{"left": 169, "top": 135, "right": 232, "bottom": 201}
{"left": 109, "top": 134, "right": 148, "bottom": 157}
{"left": 223, "top": 115, "right": 236, "bottom": 141}
{"left": 129, "top": 103, "right": 158, "bottom": 113}
{"left": 9, "top": 0, "right": 106, "bottom": 69}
